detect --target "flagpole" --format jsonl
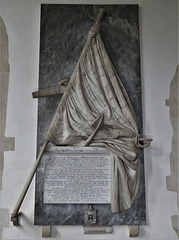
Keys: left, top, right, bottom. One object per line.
{"left": 10, "top": 8, "right": 105, "bottom": 226}
{"left": 94, "top": 8, "right": 105, "bottom": 26}
{"left": 11, "top": 140, "right": 49, "bottom": 226}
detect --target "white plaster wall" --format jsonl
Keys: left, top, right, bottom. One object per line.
{"left": 0, "top": 0, "right": 178, "bottom": 239}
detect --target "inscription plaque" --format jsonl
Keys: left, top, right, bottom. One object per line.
{"left": 43, "top": 147, "right": 111, "bottom": 204}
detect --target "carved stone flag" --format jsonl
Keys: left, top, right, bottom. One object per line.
{"left": 45, "top": 9, "right": 141, "bottom": 212}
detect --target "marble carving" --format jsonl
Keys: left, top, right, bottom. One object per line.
{"left": 46, "top": 9, "right": 143, "bottom": 213}
{"left": 35, "top": 4, "right": 147, "bottom": 226}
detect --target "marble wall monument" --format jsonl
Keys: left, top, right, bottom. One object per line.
{"left": 34, "top": 4, "right": 146, "bottom": 226}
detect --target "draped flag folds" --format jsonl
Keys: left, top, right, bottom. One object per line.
{"left": 45, "top": 16, "right": 140, "bottom": 212}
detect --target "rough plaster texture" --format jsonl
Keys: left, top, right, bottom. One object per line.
{"left": 0, "top": 16, "right": 14, "bottom": 240}
{"left": 166, "top": 65, "right": 179, "bottom": 201}
{"left": 166, "top": 65, "right": 179, "bottom": 238}
{"left": 0, "top": 17, "right": 15, "bottom": 189}
{"left": 171, "top": 215, "right": 179, "bottom": 238}
{"left": 0, "top": 209, "right": 9, "bottom": 239}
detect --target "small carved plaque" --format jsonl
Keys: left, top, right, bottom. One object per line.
{"left": 85, "top": 205, "right": 96, "bottom": 225}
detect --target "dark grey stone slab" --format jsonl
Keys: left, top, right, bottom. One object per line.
{"left": 34, "top": 4, "right": 146, "bottom": 226}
